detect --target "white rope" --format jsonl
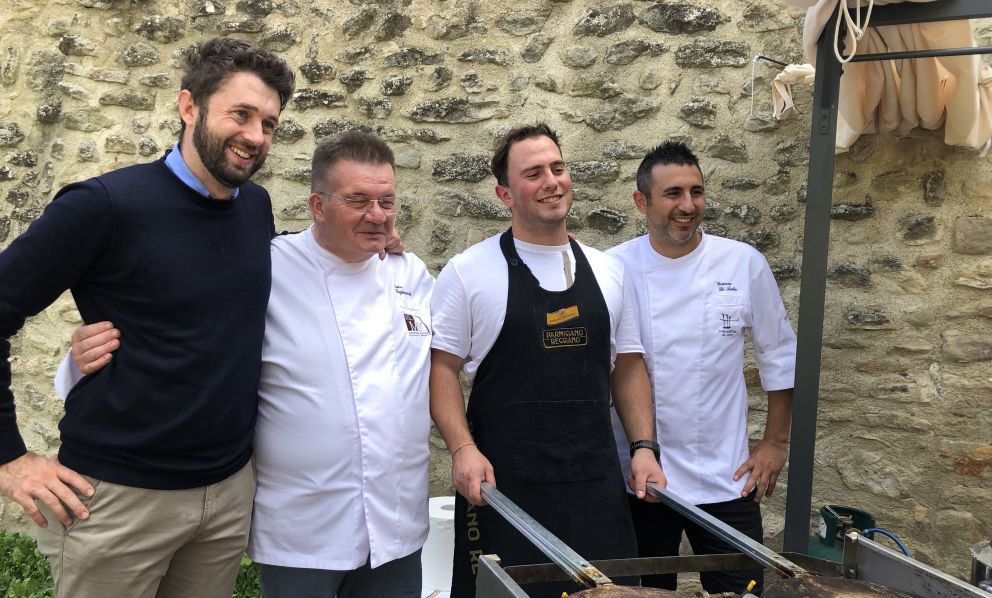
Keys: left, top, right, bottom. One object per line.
{"left": 750, "top": 54, "right": 759, "bottom": 118}
{"left": 833, "top": 0, "right": 876, "bottom": 64}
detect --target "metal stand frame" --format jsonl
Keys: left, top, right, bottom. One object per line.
{"left": 783, "top": 0, "right": 992, "bottom": 554}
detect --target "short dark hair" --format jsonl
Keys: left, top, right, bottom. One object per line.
{"left": 491, "top": 123, "right": 562, "bottom": 187}
{"left": 311, "top": 130, "right": 395, "bottom": 191}
{"left": 636, "top": 142, "right": 702, "bottom": 198}
{"left": 179, "top": 38, "right": 295, "bottom": 137}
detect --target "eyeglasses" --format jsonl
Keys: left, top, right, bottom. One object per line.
{"left": 315, "top": 192, "right": 398, "bottom": 214}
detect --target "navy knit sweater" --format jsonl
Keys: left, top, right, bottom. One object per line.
{"left": 0, "top": 156, "right": 273, "bottom": 489}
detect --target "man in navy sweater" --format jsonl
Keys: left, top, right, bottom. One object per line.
{"left": 0, "top": 39, "right": 294, "bottom": 598}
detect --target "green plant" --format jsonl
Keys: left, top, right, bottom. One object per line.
{"left": 0, "top": 532, "right": 260, "bottom": 598}
{"left": 0, "top": 531, "right": 53, "bottom": 598}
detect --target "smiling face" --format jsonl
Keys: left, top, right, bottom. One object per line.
{"left": 178, "top": 71, "right": 281, "bottom": 198}
{"left": 309, "top": 159, "right": 396, "bottom": 262}
{"left": 496, "top": 135, "right": 573, "bottom": 245}
{"left": 635, "top": 162, "right": 706, "bottom": 258}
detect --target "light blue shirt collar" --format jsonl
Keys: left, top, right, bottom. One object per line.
{"left": 164, "top": 143, "right": 240, "bottom": 199}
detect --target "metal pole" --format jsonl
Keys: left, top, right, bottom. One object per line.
{"left": 849, "top": 46, "right": 992, "bottom": 62}
{"left": 782, "top": 8, "right": 844, "bottom": 554}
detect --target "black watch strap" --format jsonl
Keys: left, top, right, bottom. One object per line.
{"left": 630, "top": 439, "right": 660, "bottom": 460}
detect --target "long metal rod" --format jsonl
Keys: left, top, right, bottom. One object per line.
{"left": 782, "top": 3, "right": 844, "bottom": 555}
{"left": 646, "top": 484, "right": 807, "bottom": 578}
{"left": 849, "top": 46, "right": 992, "bottom": 62}
{"left": 479, "top": 482, "right": 612, "bottom": 588}
{"left": 865, "top": 0, "right": 992, "bottom": 26}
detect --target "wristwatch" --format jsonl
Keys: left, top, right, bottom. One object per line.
{"left": 629, "top": 439, "right": 660, "bottom": 460}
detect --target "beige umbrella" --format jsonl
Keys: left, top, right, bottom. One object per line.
{"left": 773, "top": 0, "right": 992, "bottom": 153}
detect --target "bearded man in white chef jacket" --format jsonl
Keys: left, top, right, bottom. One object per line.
{"left": 608, "top": 142, "right": 796, "bottom": 595}
{"left": 59, "top": 131, "right": 432, "bottom": 598}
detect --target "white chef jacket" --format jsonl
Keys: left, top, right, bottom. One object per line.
{"left": 248, "top": 227, "right": 433, "bottom": 570}
{"left": 608, "top": 232, "right": 796, "bottom": 506}
{"left": 430, "top": 233, "right": 643, "bottom": 379}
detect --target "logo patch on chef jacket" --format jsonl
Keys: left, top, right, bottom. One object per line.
{"left": 403, "top": 313, "right": 431, "bottom": 336}
{"left": 543, "top": 327, "right": 587, "bottom": 349}
{"left": 546, "top": 304, "right": 579, "bottom": 326}
{"left": 719, "top": 312, "right": 741, "bottom": 336}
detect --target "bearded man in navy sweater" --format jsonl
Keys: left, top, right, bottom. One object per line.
{"left": 0, "top": 38, "right": 294, "bottom": 598}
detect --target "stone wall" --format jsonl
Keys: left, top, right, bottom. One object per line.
{"left": 1, "top": 0, "right": 989, "bottom": 580}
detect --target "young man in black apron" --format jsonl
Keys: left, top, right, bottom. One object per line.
{"left": 430, "top": 124, "right": 666, "bottom": 597}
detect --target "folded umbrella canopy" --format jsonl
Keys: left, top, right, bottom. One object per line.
{"left": 773, "top": 0, "right": 992, "bottom": 153}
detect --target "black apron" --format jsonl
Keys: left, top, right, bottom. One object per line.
{"left": 451, "top": 229, "right": 638, "bottom": 597}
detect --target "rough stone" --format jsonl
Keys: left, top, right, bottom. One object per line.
{"left": 605, "top": 40, "right": 666, "bottom": 65}
{"left": 603, "top": 141, "right": 648, "bottom": 160}
{"left": 436, "top": 190, "right": 510, "bottom": 220}
{"left": 764, "top": 170, "right": 790, "bottom": 195}
{"left": 692, "top": 74, "right": 729, "bottom": 95}
{"left": 922, "top": 168, "right": 946, "bottom": 207}
{"left": 6, "top": 186, "right": 30, "bottom": 207}
{"left": 137, "top": 137, "right": 159, "bottom": 157}
{"left": 942, "top": 332, "right": 992, "bottom": 363}
{"left": 952, "top": 216, "right": 992, "bottom": 255}
{"left": 1, "top": 48, "right": 19, "bottom": 86}
{"left": 99, "top": 90, "right": 156, "bottom": 110}
{"left": 429, "top": 220, "right": 453, "bottom": 254}
{"left": 26, "top": 50, "right": 65, "bottom": 93}
{"left": 58, "top": 35, "right": 98, "bottom": 57}
{"left": 953, "top": 259, "right": 992, "bottom": 289}
{"left": 769, "top": 204, "right": 797, "bottom": 223}
{"left": 312, "top": 118, "right": 450, "bottom": 144}
{"left": 568, "top": 72, "right": 622, "bottom": 99}
{"left": 137, "top": 73, "right": 173, "bottom": 88}
{"left": 870, "top": 169, "right": 916, "bottom": 200}
{"left": 739, "top": 229, "right": 778, "bottom": 251}
{"left": 573, "top": 4, "right": 636, "bottom": 37}
{"left": 382, "top": 74, "right": 413, "bottom": 96}
{"left": 520, "top": 33, "right": 553, "bottom": 63}
{"left": 639, "top": 68, "right": 664, "bottom": 90}
{"left": 343, "top": 7, "right": 377, "bottom": 38}
{"left": 338, "top": 68, "right": 372, "bottom": 93}
{"left": 0, "top": 166, "right": 12, "bottom": 181}
{"left": 424, "top": 66, "right": 452, "bottom": 92}
{"left": 947, "top": 298, "right": 992, "bottom": 320}
{"left": 845, "top": 306, "right": 892, "bottom": 329}
{"left": 774, "top": 138, "right": 807, "bottom": 167}
{"left": 569, "top": 161, "right": 620, "bottom": 184}
{"left": 497, "top": 9, "right": 548, "bottom": 36}
{"left": 831, "top": 201, "right": 875, "bottom": 221}
{"left": 273, "top": 118, "right": 306, "bottom": 142}
{"left": 105, "top": 135, "right": 137, "bottom": 154}
{"left": 293, "top": 88, "right": 347, "bottom": 110}
{"left": 118, "top": 42, "right": 160, "bottom": 66}
{"left": 336, "top": 46, "right": 376, "bottom": 65}
{"left": 189, "top": 0, "right": 226, "bottom": 17}
{"left": 217, "top": 18, "right": 266, "bottom": 34}
{"left": 64, "top": 63, "right": 131, "bottom": 84}
{"left": 357, "top": 97, "right": 393, "bottom": 119}
{"left": 724, "top": 204, "right": 760, "bottom": 224}
{"left": 739, "top": 2, "right": 794, "bottom": 32}
{"left": 135, "top": 16, "right": 186, "bottom": 43}
{"left": 432, "top": 154, "right": 489, "bottom": 182}
{"left": 744, "top": 116, "right": 779, "bottom": 132}
{"left": 57, "top": 81, "right": 89, "bottom": 99}
{"left": 259, "top": 27, "right": 299, "bottom": 51}
{"left": 62, "top": 108, "right": 114, "bottom": 132}
{"left": 392, "top": 143, "right": 421, "bottom": 169}
{"left": 868, "top": 255, "right": 903, "bottom": 272}
{"left": 457, "top": 48, "right": 511, "bottom": 66}
{"left": 384, "top": 48, "right": 442, "bottom": 68}
{"left": 298, "top": 60, "right": 335, "bottom": 84}
{"left": 0, "top": 123, "right": 25, "bottom": 147}
{"left": 560, "top": 46, "right": 598, "bottom": 68}
{"left": 915, "top": 254, "right": 942, "bottom": 268}
{"left": 675, "top": 38, "right": 749, "bottom": 68}
{"left": 771, "top": 262, "right": 800, "bottom": 280}
{"left": 585, "top": 94, "right": 659, "bottom": 132}
{"left": 6, "top": 151, "right": 38, "bottom": 167}
{"left": 0, "top": 218, "right": 8, "bottom": 243}
{"left": 678, "top": 97, "right": 717, "bottom": 128}
{"left": 533, "top": 75, "right": 558, "bottom": 93}
{"left": 638, "top": 2, "right": 729, "bottom": 34}
{"left": 587, "top": 207, "right": 628, "bottom": 233}
{"left": 375, "top": 11, "right": 411, "bottom": 41}
{"left": 900, "top": 215, "right": 937, "bottom": 241}
{"left": 408, "top": 98, "right": 495, "bottom": 124}
{"left": 236, "top": 0, "right": 273, "bottom": 16}
{"left": 458, "top": 72, "right": 482, "bottom": 94}
{"left": 829, "top": 263, "right": 871, "bottom": 287}
{"left": 706, "top": 133, "right": 747, "bottom": 163}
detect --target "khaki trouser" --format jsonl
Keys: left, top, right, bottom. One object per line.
{"left": 36, "top": 461, "right": 255, "bottom": 598}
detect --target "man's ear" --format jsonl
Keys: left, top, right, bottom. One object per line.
{"left": 633, "top": 190, "right": 649, "bottom": 215}
{"left": 495, "top": 184, "right": 513, "bottom": 210}
{"left": 177, "top": 90, "right": 198, "bottom": 129}
{"left": 308, "top": 193, "right": 324, "bottom": 222}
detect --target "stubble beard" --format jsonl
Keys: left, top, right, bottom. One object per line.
{"left": 191, "top": 108, "right": 265, "bottom": 190}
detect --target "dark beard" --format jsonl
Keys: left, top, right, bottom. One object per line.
{"left": 191, "top": 108, "right": 264, "bottom": 191}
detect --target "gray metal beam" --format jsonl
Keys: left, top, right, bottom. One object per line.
{"left": 782, "top": 7, "right": 844, "bottom": 555}
{"left": 849, "top": 46, "right": 992, "bottom": 62}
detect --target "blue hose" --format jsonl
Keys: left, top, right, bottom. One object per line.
{"left": 863, "top": 527, "right": 912, "bottom": 557}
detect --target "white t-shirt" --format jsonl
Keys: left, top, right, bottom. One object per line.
{"left": 430, "top": 233, "right": 643, "bottom": 380}
{"left": 249, "top": 227, "right": 433, "bottom": 570}
{"left": 608, "top": 232, "right": 797, "bottom": 505}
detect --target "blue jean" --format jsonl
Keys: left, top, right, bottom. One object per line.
{"left": 259, "top": 549, "right": 422, "bottom": 598}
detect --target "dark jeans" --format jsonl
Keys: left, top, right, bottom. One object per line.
{"left": 259, "top": 549, "right": 422, "bottom": 598}
{"left": 628, "top": 493, "right": 764, "bottom": 594}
